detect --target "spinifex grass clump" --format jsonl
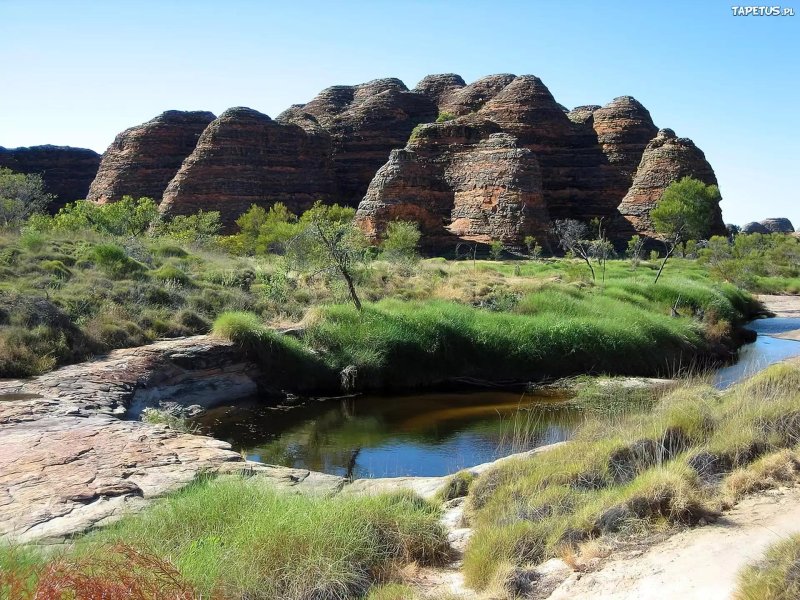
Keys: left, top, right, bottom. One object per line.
{"left": 1, "top": 478, "right": 449, "bottom": 599}
{"left": 63, "top": 477, "right": 449, "bottom": 599}
{"left": 462, "top": 361, "right": 800, "bottom": 591}
{"left": 735, "top": 534, "right": 800, "bottom": 600}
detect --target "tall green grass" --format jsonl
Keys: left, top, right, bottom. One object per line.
{"left": 461, "top": 361, "right": 800, "bottom": 591}
{"left": 2, "top": 478, "right": 449, "bottom": 599}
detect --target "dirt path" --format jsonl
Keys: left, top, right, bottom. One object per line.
{"left": 548, "top": 486, "right": 800, "bottom": 600}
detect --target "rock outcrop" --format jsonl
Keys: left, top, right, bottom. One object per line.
{"left": 742, "top": 221, "right": 772, "bottom": 234}
{"left": 282, "top": 78, "right": 438, "bottom": 203}
{"left": 0, "top": 145, "right": 101, "bottom": 212}
{"left": 356, "top": 121, "right": 550, "bottom": 249}
{"left": 760, "top": 218, "right": 795, "bottom": 233}
{"left": 590, "top": 97, "right": 658, "bottom": 180}
{"left": 87, "top": 110, "right": 216, "bottom": 204}
{"left": 160, "top": 107, "right": 336, "bottom": 227}
{"left": 615, "top": 129, "right": 726, "bottom": 239}
{"left": 72, "top": 72, "right": 723, "bottom": 247}
{"left": 357, "top": 75, "right": 682, "bottom": 247}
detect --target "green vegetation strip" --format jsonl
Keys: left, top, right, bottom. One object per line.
{"left": 213, "top": 279, "right": 758, "bottom": 392}
{"left": 461, "top": 361, "right": 800, "bottom": 590}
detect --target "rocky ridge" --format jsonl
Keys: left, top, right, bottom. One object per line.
{"left": 81, "top": 73, "right": 723, "bottom": 246}
{"left": 87, "top": 110, "right": 216, "bottom": 204}
{"left": 0, "top": 145, "right": 101, "bottom": 212}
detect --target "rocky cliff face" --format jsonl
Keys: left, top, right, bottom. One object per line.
{"left": 356, "top": 121, "right": 550, "bottom": 249}
{"left": 0, "top": 145, "right": 100, "bottom": 212}
{"left": 615, "top": 129, "right": 725, "bottom": 239}
{"left": 87, "top": 111, "right": 216, "bottom": 204}
{"left": 357, "top": 74, "right": 694, "bottom": 248}
{"left": 280, "top": 78, "right": 438, "bottom": 204}
{"left": 79, "top": 72, "right": 722, "bottom": 248}
{"left": 160, "top": 107, "right": 336, "bottom": 227}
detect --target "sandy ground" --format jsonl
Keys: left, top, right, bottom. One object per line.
{"left": 759, "top": 294, "right": 800, "bottom": 318}
{"left": 549, "top": 486, "right": 800, "bottom": 600}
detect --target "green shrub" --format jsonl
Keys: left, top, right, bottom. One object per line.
{"left": 69, "top": 478, "right": 448, "bottom": 599}
{"left": 41, "top": 259, "right": 72, "bottom": 280}
{"left": 90, "top": 244, "right": 145, "bottom": 279}
{"left": 152, "top": 263, "right": 192, "bottom": 286}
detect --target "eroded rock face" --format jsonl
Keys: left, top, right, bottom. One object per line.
{"left": 414, "top": 73, "right": 466, "bottom": 107}
{"left": 355, "top": 121, "right": 550, "bottom": 249}
{"left": 87, "top": 110, "right": 216, "bottom": 204}
{"left": 0, "top": 145, "right": 101, "bottom": 212}
{"left": 160, "top": 107, "right": 336, "bottom": 227}
{"left": 615, "top": 129, "right": 726, "bottom": 239}
{"left": 281, "top": 78, "right": 438, "bottom": 204}
{"left": 760, "top": 218, "right": 795, "bottom": 233}
{"left": 591, "top": 96, "right": 658, "bottom": 180}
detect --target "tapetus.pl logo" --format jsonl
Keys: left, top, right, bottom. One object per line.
{"left": 731, "top": 5, "right": 795, "bottom": 15}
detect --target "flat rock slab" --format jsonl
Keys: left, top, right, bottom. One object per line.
{"left": 0, "top": 414, "right": 241, "bottom": 543}
{"left": 758, "top": 294, "right": 800, "bottom": 318}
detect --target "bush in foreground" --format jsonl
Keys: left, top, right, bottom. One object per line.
{"left": 52, "top": 478, "right": 447, "bottom": 599}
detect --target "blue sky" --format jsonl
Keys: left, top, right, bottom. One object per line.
{"left": 1, "top": 0, "right": 797, "bottom": 226}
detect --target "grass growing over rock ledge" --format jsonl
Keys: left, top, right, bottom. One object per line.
{"left": 461, "top": 360, "right": 800, "bottom": 593}
{"left": 213, "top": 279, "right": 759, "bottom": 393}
{"left": 0, "top": 477, "right": 449, "bottom": 599}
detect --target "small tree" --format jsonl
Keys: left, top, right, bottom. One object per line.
{"left": 489, "top": 240, "right": 504, "bottom": 261}
{"left": 553, "top": 219, "right": 595, "bottom": 281}
{"left": 288, "top": 201, "right": 366, "bottom": 311}
{"left": 626, "top": 235, "right": 645, "bottom": 268}
{"left": 380, "top": 220, "right": 421, "bottom": 266}
{"left": 231, "top": 203, "right": 299, "bottom": 255}
{"left": 0, "top": 168, "right": 54, "bottom": 227}
{"left": 650, "top": 177, "right": 719, "bottom": 284}
{"left": 524, "top": 235, "right": 542, "bottom": 261}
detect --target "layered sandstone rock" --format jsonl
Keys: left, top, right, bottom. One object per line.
{"left": 87, "top": 110, "right": 216, "bottom": 204}
{"left": 281, "top": 78, "right": 438, "bottom": 204}
{"left": 413, "top": 73, "right": 466, "bottom": 107}
{"left": 0, "top": 145, "right": 100, "bottom": 212}
{"left": 160, "top": 107, "right": 336, "bottom": 228}
{"left": 591, "top": 96, "right": 658, "bottom": 180}
{"left": 355, "top": 121, "right": 550, "bottom": 249}
{"left": 742, "top": 219, "right": 795, "bottom": 234}
{"left": 616, "top": 129, "right": 726, "bottom": 238}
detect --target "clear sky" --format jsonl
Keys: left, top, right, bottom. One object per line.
{"left": 1, "top": 0, "right": 797, "bottom": 226}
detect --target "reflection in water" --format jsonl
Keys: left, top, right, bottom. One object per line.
{"left": 192, "top": 392, "right": 580, "bottom": 478}
{"left": 193, "top": 318, "right": 800, "bottom": 479}
{"left": 715, "top": 317, "right": 800, "bottom": 389}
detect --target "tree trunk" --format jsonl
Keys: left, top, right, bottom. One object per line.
{"left": 653, "top": 243, "right": 675, "bottom": 284}
{"left": 340, "top": 266, "right": 362, "bottom": 311}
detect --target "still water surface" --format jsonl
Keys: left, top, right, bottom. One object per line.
{"left": 193, "top": 392, "right": 578, "bottom": 478}
{"left": 194, "top": 317, "right": 800, "bottom": 478}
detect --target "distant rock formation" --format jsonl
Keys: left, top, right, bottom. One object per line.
{"left": 279, "top": 78, "right": 438, "bottom": 204}
{"left": 356, "top": 121, "right": 550, "bottom": 249}
{"left": 80, "top": 72, "right": 723, "bottom": 248}
{"left": 615, "top": 129, "right": 726, "bottom": 239}
{"left": 87, "top": 111, "right": 215, "bottom": 204}
{"left": 742, "top": 218, "right": 795, "bottom": 234}
{"left": 160, "top": 107, "right": 336, "bottom": 228}
{"left": 0, "top": 145, "right": 100, "bottom": 212}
